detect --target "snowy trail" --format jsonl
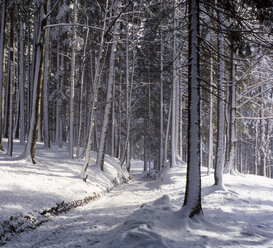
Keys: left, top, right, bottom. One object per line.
{"left": 2, "top": 154, "right": 273, "bottom": 248}
{"left": 4, "top": 162, "right": 163, "bottom": 248}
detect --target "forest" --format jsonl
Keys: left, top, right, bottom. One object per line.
{"left": 0, "top": 0, "right": 273, "bottom": 237}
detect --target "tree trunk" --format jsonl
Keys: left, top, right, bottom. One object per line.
{"left": 69, "top": 0, "right": 77, "bottom": 158}
{"left": 96, "top": 0, "right": 119, "bottom": 171}
{"left": 171, "top": 0, "right": 178, "bottom": 167}
{"left": 259, "top": 86, "right": 264, "bottom": 176}
{"left": 224, "top": 46, "right": 237, "bottom": 174}
{"left": 117, "top": 72, "right": 122, "bottom": 159}
{"left": 160, "top": 27, "right": 164, "bottom": 171}
{"left": 7, "top": 6, "right": 15, "bottom": 156}
{"left": 164, "top": 93, "right": 172, "bottom": 165}
{"left": 43, "top": 0, "right": 51, "bottom": 149}
{"left": 214, "top": 6, "right": 225, "bottom": 187}
{"left": 80, "top": 0, "right": 109, "bottom": 179}
{"left": 26, "top": 14, "right": 31, "bottom": 136}
{"left": 22, "top": 1, "right": 48, "bottom": 163}
{"left": 76, "top": 27, "right": 89, "bottom": 158}
{"left": 254, "top": 120, "right": 258, "bottom": 175}
{"left": 111, "top": 79, "right": 115, "bottom": 157}
{"left": 4, "top": 49, "right": 10, "bottom": 139}
{"left": 19, "top": 19, "right": 25, "bottom": 145}
{"left": 0, "top": 0, "right": 6, "bottom": 150}
{"left": 179, "top": 70, "right": 183, "bottom": 161}
{"left": 180, "top": 0, "right": 202, "bottom": 218}
{"left": 208, "top": 56, "right": 213, "bottom": 174}
{"left": 120, "top": 5, "right": 137, "bottom": 170}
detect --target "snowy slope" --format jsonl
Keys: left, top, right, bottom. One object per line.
{"left": 1, "top": 139, "right": 273, "bottom": 247}
{"left": 0, "top": 139, "right": 130, "bottom": 245}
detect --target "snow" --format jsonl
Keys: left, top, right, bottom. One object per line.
{"left": 1, "top": 139, "right": 273, "bottom": 247}
{"left": 0, "top": 139, "right": 130, "bottom": 245}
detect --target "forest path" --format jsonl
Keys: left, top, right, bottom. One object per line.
{"left": 4, "top": 161, "right": 163, "bottom": 248}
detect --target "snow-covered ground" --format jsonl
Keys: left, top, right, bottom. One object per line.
{"left": 0, "top": 139, "right": 130, "bottom": 245}
{"left": 1, "top": 139, "right": 273, "bottom": 247}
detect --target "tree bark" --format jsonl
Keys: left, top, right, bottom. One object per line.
{"left": 214, "top": 5, "right": 225, "bottom": 187}
{"left": 224, "top": 46, "right": 237, "bottom": 174}
{"left": 96, "top": 0, "right": 120, "bottom": 171}
{"left": 7, "top": 6, "right": 15, "bottom": 156}
{"left": 0, "top": 0, "right": 6, "bottom": 150}
{"left": 180, "top": 0, "right": 202, "bottom": 218}
{"left": 22, "top": 1, "right": 48, "bottom": 163}
{"left": 164, "top": 93, "right": 172, "bottom": 165}
{"left": 69, "top": 0, "right": 77, "bottom": 158}
{"left": 80, "top": 0, "right": 109, "bottom": 179}
{"left": 76, "top": 27, "right": 89, "bottom": 158}
{"left": 19, "top": 19, "right": 25, "bottom": 145}
{"left": 171, "top": 0, "right": 178, "bottom": 167}
{"left": 208, "top": 56, "right": 213, "bottom": 174}
{"left": 160, "top": 27, "right": 164, "bottom": 171}
{"left": 43, "top": 0, "right": 51, "bottom": 149}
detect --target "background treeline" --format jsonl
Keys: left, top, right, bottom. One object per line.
{"left": 0, "top": 0, "right": 272, "bottom": 179}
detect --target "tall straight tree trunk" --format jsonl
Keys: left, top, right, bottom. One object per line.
{"left": 144, "top": 135, "right": 147, "bottom": 171}
{"left": 224, "top": 45, "right": 237, "bottom": 174}
{"left": 254, "top": 120, "right": 258, "bottom": 175}
{"left": 214, "top": 5, "right": 225, "bottom": 187}
{"left": 179, "top": 72, "right": 183, "bottom": 160}
{"left": 80, "top": 0, "right": 109, "bottom": 180}
{"left": 148, "top": 77, "right": 151, "bottom": 172}
{"left": 171, "top": 0, "right": 178, "bottom": 167}
{"left": 208, "top": 56, "right": 213, "bottom": 174}
{"left": 19, "top": 19, "right": 25, "bottom": 145}
{"left": 96, "top": 1, "right": 120, "bottom": 171}
{"left": 22, "top": 1, "right": 48, "bottom": 163}
{"left": 29, "top": 20, "right": 38, "bottom": 133}
{"left": 111, "top": 79, "right": 115, "bottom": 157}
{"left": 180, "top": 0, "right": 202, "bottom": 218}
{"left": 224, "top": 75, "right": 230, "bottom": 168}
{"left": 69, "top": 0, "right": 77, "bottom": 158}
{"left": 43, "top": 0, "right": 51, "bottom": 149}
{"left": 160, "top": 27, "right": 164, "bottom": 171}
{"left": 4, "top": 47, "right": 10, "bottom": 139}
{"left": 0, "top": 0, "right": 6, "bottom": 150}
{"left": 56, "top": 37, "right": 60, "bottom": 145}
{"left": 117, "top": 72, "right": 122, "bottom": 159}
{"left": 260, "top": 86, "right": 266, "bottom": 176}
{"left": 200, "top": 79, "right": 203, "bottom": 167}
{"left": 120, "top": 4, "right": 138, "bottom": 171}
{"left": 76, "top": 27, "right": 89, "bottom": 158}
{"left": 7, "top": 6, "right": 15, "bottom": 156}
{"left": 26, "top": 13, "right": 31, "bottom": 135}
{"left": 59, "top": 54, "right": 64, "bottom": 147}
{"left": 56, "top": 3, "right": 63, "bottom": 147}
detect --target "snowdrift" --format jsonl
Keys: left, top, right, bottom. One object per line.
{"left": 106, "top": 163, "right": 273, "bottom": 248}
